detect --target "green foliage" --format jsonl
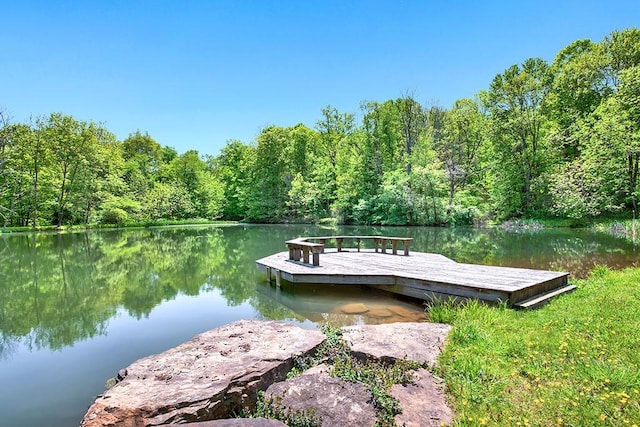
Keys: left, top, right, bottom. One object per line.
{"left": 446, "top": 204, "right": 480, "bottom": 226}
{"left": 285, "top": 322, "right": 424, "bottom": 427}
{"left": 211, "top": 140, "right": 254, "bottom": 220}
{"left": 485, "top": 57, "right": 552, "bottom": 217}
{"left": 2, "top": 28, "right": 640, "bottom": 225}
{"left": 436, "top": 267, "right": 640, "bottom": 425}
{"left": 252, "top": 391, "right": 320, "bottom": 427}
{"left": 100, "top": 207, "right": 129, "bottom": 225}
{"left": 425, "top": 297, "right": 461, "bottom": 324}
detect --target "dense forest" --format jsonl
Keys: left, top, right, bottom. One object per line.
{"left": 1, "top": 28, "right": 639, "bottom": 228}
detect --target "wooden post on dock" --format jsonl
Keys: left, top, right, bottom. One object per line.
{"left": 402, "top": 239, "right": 411, "bottom": 256}
{"left": 275, "top": 269, "right": 281, "bottom": 287}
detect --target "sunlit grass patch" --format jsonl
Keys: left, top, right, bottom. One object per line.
{"left": 436, "top": 266, "right": 640, "bottom": 425}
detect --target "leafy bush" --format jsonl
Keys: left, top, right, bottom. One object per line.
{"left": 100, "top": 208, "right": 129, "bottom": 225}
{"left": 446, "top": 204, "right": 479, "bottom": 226}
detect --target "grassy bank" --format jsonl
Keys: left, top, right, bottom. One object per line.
{"left": 593, "top": 219, "right": 640, "bottom": 243}
{"left": 433, "top": 266, "right": 640, "bottom": 426}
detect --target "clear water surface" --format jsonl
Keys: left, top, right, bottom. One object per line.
{"left": 0, "top": 224, "right": 638, "bottom": 426}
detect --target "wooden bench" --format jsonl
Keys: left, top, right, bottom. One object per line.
{"left": 286, "top": 236, "right": 413, "bottom": 267}
{"left": 373, "top": 237, "right": 413, "bottom": 256}
{"left": 285, "top": 239, "right": 324, "bottom": 266}
{"left": 294, "top": 235, "right": 411, "bottom": 256}
{"left": 310, "top": 235, "right": 412, "bottom": 256}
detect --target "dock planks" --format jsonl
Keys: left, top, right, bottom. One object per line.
{"left": 256, "top": 248, "right": 573, "bottom": 308}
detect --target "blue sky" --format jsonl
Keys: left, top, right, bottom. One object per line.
{"left": 3, "top": 1, "right": 639, "bottom": 157}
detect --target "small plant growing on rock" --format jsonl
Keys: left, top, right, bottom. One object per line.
{"left": 253, "top": 391, "right": 320, "bottom": 427}
{"left": 250, "top": 323, "right": 430, "bottom": 427}
{"left": 288, "top": 323, "right": 351, "bottom": 378}
{"left": 295, "top": 322, "right": 426, "bottom": 427}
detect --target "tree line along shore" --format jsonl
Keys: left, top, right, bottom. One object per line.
{"left": 1, "top": 28, "right": 639, "bottom": 229}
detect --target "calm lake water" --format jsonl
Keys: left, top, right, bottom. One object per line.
{"left": 1, "top": 224, "right": 638, "bottom": 426}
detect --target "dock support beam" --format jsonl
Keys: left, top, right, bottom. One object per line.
{"left": 266, "top": 267, "right": 282, "bottom": 287}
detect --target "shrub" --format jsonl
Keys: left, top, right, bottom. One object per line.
{"left": 100, "top": 208, "right": 129, "bottom": 225}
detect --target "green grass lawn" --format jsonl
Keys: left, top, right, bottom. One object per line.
{"left": 433, "top": 266, "right": 640, "bottom": 426}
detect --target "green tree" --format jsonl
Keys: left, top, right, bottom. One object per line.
{"left": 485, "top": 58, "right": 551, "bottom": 217}
{"left": 284, "top": 124, "right": 323, "bottom": 220}
{"left": 435, "top": 99, "right": 486, "bottom": 211}
{"left": 397, "top": 93, "right": 427, "bottom": 174}
{"left": 82, "top": 126, "right": 126, "bottom": 224}
{"left": 211, "top": 140, "right": 255, "bottom": 220}
{"left": 544, "top": 39, "right": 609, "bottom": 161}
{"left": 0, "top": 109, "right": 22, "bottom": 227}
{"left": 361, "top": 100, "right": 404, "bottom": 176}
{"left": 602, "top": 27, "right": 640, "bottom": 89}
{"left": 244, "top": 126, "right": 290, "bottom": 222}
{"left": 145, "top": 181, "right": 195, "bottom": 219}
{"left": 315, "top": 106, "right": 356, "bottom": 215}
{"left": 162, "top": 150, "right": 224, "bottom": 219}
{"left": 122, "top": 131, "right": 162, "bottom": 202}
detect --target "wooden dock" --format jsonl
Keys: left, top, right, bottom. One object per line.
{"left": 256, "top": 237, "right": 575, "bottom": 309}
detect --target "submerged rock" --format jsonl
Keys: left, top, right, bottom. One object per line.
{"left": 80, "top": 320, "right": 325, "bottom": 427}
{"left": 366, "top": 307, "right": 394, "bottom": 318}
{"left": 387, "top": 304, "right": 427, "bottom": 322}
{"left": 339, "top": 302, "right": 369, "bottom": 314}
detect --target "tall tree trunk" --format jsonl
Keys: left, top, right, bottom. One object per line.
{"left": 57, "top": 165, "right": 68, "bottom": 227}
{"left": 4, "top": 177, "right": 21, "bottom": 228}
{"left": 32, "top": 159, "right": 38, "bottom": 228}
{"left": 628, "top": 149, "right": 639, "bottom": 215}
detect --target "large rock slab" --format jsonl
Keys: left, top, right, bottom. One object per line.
{"left": 81, "top": 320, "right": 325, "bottom": 427}
{"left": 391, "top": 368, "right": 453, "bottom": 427}
{"left": 342, "top": 322, "right": 451, "bottom": 366}
{"left": 264, "top": 365, "right": 377, "bottom": 427}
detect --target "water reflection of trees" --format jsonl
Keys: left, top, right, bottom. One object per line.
{"left": 0, "top": 227, "right": 266, "bottom": 357}
{"left": 1, "top": 233, "right": 117, "bottom": 358}
{"left": 0, "top": 224, "right": 357, "bottom": 357}
{"left": 394, "top": 227, "right": 639, "bottom": 278}
{"left": 0, "top": 224, "right": 637, "bottom": 358}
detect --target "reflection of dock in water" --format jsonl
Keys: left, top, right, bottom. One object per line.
{"left": 257, "top": 236, "right": 575, "bottom": 309}
{"left": 256, "top": 283, "right": 426, "bottom": 326}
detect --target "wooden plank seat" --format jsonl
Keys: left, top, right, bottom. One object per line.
{"left": 309, "top": 235, "right": 412, "bottom": 256}
{"left": 373, "top": 237, "right": 413, "bottom": 256}
{"left": 287, "top": 236, "right": 413, "bottom": 266}
{"left": 285, "top": 239, "right": 324, "bottom": 266}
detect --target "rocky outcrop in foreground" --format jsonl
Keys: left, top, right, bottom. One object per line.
{"left": 81, "top": 321, "right": 325, "bottom": 426}
{"left": 81, "top": 320, "right": 452, "bottom": 427}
